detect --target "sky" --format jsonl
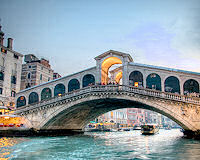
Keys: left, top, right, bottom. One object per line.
{"left": 0, "top": 0, "right": 200, "bottom": 76}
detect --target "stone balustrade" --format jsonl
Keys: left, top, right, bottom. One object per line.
{"left": 15, "top": 85, "right": 200, "bottom": 114}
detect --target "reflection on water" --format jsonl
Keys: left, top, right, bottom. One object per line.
{"left": 0, "top": 129, "right": 200, "bottom": 160}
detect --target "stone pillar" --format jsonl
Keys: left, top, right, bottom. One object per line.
{"left": 180, "top": 80, "right": 184, "bottom": 95}
{"left": 161, "top": 76, "right": 165, "bottom": 92}
{"left": 96, "top": 59, "right": 101, "bottom": 84}
{"left": 122, "top": 57, "right": 129, "bottom": 85}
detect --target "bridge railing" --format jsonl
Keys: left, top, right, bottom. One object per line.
{"left": 16, "top": 85, "right": 200, "bottom": 112}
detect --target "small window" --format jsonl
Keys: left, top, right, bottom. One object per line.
{"left": 11, "top": 91, "right": 16, "bottom": 97}
{"left": 11, "top": 76, "right": 16, "bottom": 84}
{"left": 29, "top": 65, "right": 31, "bottom": 68}
{"left": 26, "top": 83, "right": 31, "bottom": 88}
{"left": 0, "top": 72, "right": 4, "bottom": 81}
{"left": 40, "top": 74, "right": 42, "bottom": 80}
{"left": 41, "top": 67, "right": 43, "bottom": 70}
{"left": 14, "top": 54, "right": 19, "bottom": 59}
{"left": 28, "top": 73, "right": 31, "bottom": 79}
{"left": 0, "top": 88, "right": 2, "bottom": 94}
{"left": 48, "top": 77, "right": 50, "bottom": 81}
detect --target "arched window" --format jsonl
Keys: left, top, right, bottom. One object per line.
{"left": 54, "top": 83, "right": 65, "bottom": 96}
{"left": 184, "top": 79, "right": 199, "bottom": 95}
{"left": 17, "top": 96, "right": 26, "bottom": 108}
{"left": 11, "top": 90, "right": 16, "bottom": 97}
{"left": 146, "top": 73, "right": 161, "bottom": 91}
{"left": 28, "top": 73, "right": 31, "bottom": 79}
{"left": 28, "top": 92, "right": 39, "bottom": 104}
{"left": 68, "top": 79, "right": 80, "bottom": 92}
{"left": 0, "top": 72, "right": 4, "bottom": 81}
{"left": 82, "top": 74, "right": 95, "bottom": 88}
{"left": 41, "top": 88, "right": 52, "bottom": 100}
{"left": 129, "top": 71, "right": 143, "bottom": 87}
{"left": 165, "top": 76, "right": 180, "bottom": 94}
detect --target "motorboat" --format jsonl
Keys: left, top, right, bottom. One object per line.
{"left": 141, "top": 124, "right": 159, "bottom": 135}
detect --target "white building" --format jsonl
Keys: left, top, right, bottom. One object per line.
{"left": 0, "top": 24, "right": 23, "bottom": 108}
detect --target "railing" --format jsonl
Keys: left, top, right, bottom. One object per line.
{"left": 15, "top": 85, "right": 200, "bottom": 113}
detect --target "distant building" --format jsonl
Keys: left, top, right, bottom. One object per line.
{"left": 0, "top": 24, "right": 23, "bottom": 108}
{"left": 127, "top": 108, "right": 146, "bottom": 126}
{"left": 53, "top": 72, "right": 61, "bottom": 80}
{"left": 96, "top": 109, "right": 128, "bottom": 124}
{"left": 20, "top": 54, "right": 54, "bottom": 90}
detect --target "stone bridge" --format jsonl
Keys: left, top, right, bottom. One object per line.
{"left": 14, "top": 50, "right": 200, "bottom": 137}
{"left": 15, "top": 85, "right": 200, "bottom": 132}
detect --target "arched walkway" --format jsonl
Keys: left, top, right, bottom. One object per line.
{"left": 54, "top": 84, "right": 65, "bottom": 96}
{"left": 101, "top": 57, "right": 122, "bottom": 84}
{"left": 17, "top": 96, "right": 26, "bottom": 107}
{"left": 41, "top": 88, "right": 52, "bottom": 101}
{"left": 68, "top": 79, "right": 80, "bottom": 92}
{"left": 165, "top": 76, "right": 180, "bottom": 94}
{"left": 184, "top": 79, "right": 199, "bottom": 95}
{"left": 28, "top": 92, "right": 39, "bottom": 104}
{"left": 129, "top": 71, "right": 143, "bottom": 87}
{"left": 82, "top": 74, "right": 95, "bottom": 87}
{"left": 146, "top": 73, "right": 161, "bottom": 91}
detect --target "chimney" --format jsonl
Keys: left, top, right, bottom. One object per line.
{"left": 7, "top": 38, "right": 13, "bottom": 49}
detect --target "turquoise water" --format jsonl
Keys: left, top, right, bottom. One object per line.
{"left": 1, "top": 129, "right": 200, "bottom": 160}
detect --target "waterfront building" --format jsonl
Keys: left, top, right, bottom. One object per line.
{"left": 20, "top": 54, "right": 54, "bottom": 90}
{"left": 97, "top": 109, "right": 128, "bottom": 125}
{"left": 0, "top": 24, "right": 23, "bottom": 108}
{"left": 127, "top": 108, "right": 146, "bottom": 126}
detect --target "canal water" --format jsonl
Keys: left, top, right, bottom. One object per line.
{"left": 1, "top": 129, "right": 200, "bottom": 160}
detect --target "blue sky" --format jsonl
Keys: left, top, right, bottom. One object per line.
{"left": 0, "top": 0, "right": 200, "bottom": 75}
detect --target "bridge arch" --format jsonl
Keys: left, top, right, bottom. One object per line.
{"left": 146, "top": 73, "right": 161, "bottom": 91}
{"left": 82, "top": 74, "right": 95, "bottom": 88}
{"left": 28, "top": 92, "right": 39, "bottom": 104}
{"left": 54, "top": 83, "right": 66, "bottom": 96}
{"left": 68, "top": 78, "right": 80, "bottom": 92}
{"left": 37, "top": 92, "right": 197, "bottom": 131}
{"left": 183, "top": 79, "right": 199, "bottom": 95}
{"left": 129, "top": 71, "right": 143, "bottom": 87}
{"left": 16, "top": 96, "right": 26, "bottom": 108}
{"left": 41, "top": 88, "right": 52, "bottom": 101}
{"left": 164, "top": 76, "right": 180, "bottom": 94}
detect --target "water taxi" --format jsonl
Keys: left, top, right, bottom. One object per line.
{"left": 141, "top": 124, "right": 159, "bottom": 135}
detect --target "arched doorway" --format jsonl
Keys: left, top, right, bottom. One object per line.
{"left": 68, "top": 79, "right": 80, "bottom": 92}
{"left": 129, "top": 71, "right": 143, "bottom": 87}
{"left": 82, "top": 74, "right": 95, "bottom": 87}
{"left": 28, "top": 92, "right": 39, "bottom": 104}
{"left": 146, "top": 73, "right": 161, "bottom": 91}
{"left": 54, "top": 84, "right": 65, "bottom": 96}
{"left": 165, "top": 76, "right": 180, "bottom": 94}
{"left": 101, "top": 57, "right": 122, "bottom": 85}
{"left": 41, "top": 88, "right": 52, "bottom": 101}
{"left": 183, "top": 79, "right": 199, "bottom": 95}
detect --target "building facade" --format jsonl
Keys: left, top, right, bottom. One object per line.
{"left": 20, "top": 54, "right": 54, "bottom": 90}
{"left": 0, "top": 24, "right": 23, "bottom": 108}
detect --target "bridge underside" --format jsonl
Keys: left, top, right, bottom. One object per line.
{"left": 42, "top": 98, "right": 191, "bottom": 131}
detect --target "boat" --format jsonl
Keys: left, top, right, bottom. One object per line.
{"left": 141, "top": 124, "right": 159, "bottom": 135}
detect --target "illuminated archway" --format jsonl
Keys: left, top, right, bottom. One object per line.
{"left": 115, "top": 71, "right": 123, "bottom": 84}
{"left": 101, "top": 57, "right": 122, "bottom": 84}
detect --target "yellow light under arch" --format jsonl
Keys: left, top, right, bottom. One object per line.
{"left": 101, "top": 57, "right": 122, "bottom": 84}
{"left": 115, "top": 71, "right": 123, "bottom": 84}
